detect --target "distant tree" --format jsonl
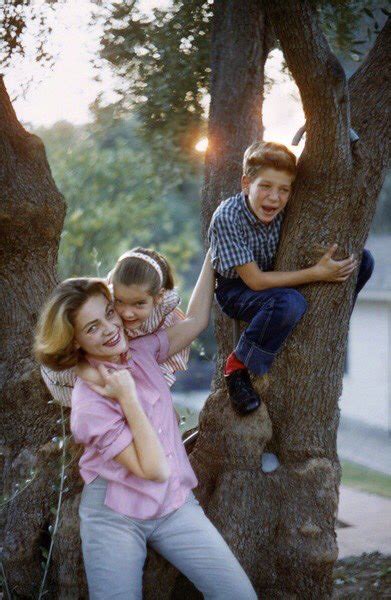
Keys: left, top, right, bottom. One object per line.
{"left": 37, "top": 120, "right": 201, "bottom": 280}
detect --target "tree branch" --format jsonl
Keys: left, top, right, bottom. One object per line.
{"left": 264, "top": 0, "right": 351, "bottom": 157}
{"left": 349, "top": 18, "right": 391, "bottom": 165}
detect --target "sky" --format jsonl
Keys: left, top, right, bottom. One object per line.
{"left": 7, "top": 0, "right": 305, "bottom": 153}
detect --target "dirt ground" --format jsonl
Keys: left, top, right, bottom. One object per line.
{"left": 333, "top": 553, "right": 391, "bottom": 598}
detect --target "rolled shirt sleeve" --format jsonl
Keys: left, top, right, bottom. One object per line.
{"left": 132, "top": 330, "right": 170, "bottom": 365}
{"left": 208, "top": 213, "right": 254, "bottom": 274}
{"left": 71, "top": 391, "right": 133, "bottom": 462}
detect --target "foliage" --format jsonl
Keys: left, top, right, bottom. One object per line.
{"left": 96, "top": 0, "right": 389, "bottom": 168}
{"left": 96, "top": 0, "right": 212, "bottom": 171}
{"left": 0, "top": 0, "right": 58, "bottom": 70}
{"left": 36, "top": 118, "right": 202, "bottom": 281}
{"left": 318, "top": 1, "right": 390, "bottom": 66}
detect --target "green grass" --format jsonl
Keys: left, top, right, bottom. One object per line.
{"left": 341, "top": 460, "right": 391, "bottom": 498}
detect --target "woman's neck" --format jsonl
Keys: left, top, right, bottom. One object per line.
{"left": 85, "top": 352, "right": 122, "bottom": 365}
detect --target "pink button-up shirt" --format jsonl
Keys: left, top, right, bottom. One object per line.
{"left": 70, "top": 330, "right": 198, "bottom": 519}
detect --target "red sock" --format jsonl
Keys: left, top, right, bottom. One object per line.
{"left": 224, "top": 352, "right": 246, "bottom": 376}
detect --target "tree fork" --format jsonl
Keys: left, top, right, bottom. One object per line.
{"left": 143, "top": 1, "right": 271, "bottom": 597}
{"left": 169, "top": 4, "right": 388, "bottom": 600}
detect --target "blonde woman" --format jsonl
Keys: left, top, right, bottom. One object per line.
{"left": 34, "top": 256, "right": 257, "bottom": 600}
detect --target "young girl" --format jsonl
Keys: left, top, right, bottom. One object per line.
{"left": 34, "top": 254, "right": 257, "bottom": 600}
{"left": 41, "top": 247, "right": 190, "bottom": 406}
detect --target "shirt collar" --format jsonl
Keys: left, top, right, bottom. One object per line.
{"left": 85, "top": 349, "right": 131, "bottom": 370}
{"left": 85, "top": 349, "right": 159, "bottom": 405}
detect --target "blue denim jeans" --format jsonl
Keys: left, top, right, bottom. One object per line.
{"left": 216, "top": 249, "right": 374, "bottom": 376}
{"left": 79, "top": 477, "right": 257, "bottom": 599}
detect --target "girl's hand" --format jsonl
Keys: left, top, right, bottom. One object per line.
{"left": 89, "top": 364, "right": 138, "bottom": 408}
{"left": 314, "top": 244, "right": 358, "bottom": 282}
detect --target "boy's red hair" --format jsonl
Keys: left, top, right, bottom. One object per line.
{"left": 243, "top": 141, "right": 297, "bottom": 179}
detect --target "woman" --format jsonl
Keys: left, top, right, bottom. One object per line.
{"left": 34, "top": 252, "right": 257, "bottom": 600}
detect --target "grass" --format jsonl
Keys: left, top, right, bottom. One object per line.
{"left": 341, "top": 460, "right": 391, "bottom": 499}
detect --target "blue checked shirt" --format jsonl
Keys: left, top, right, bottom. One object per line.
{"left": 208, "top": 192, "right": 283, "bottom": 279}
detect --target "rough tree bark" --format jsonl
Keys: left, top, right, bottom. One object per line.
{"left": 0, "top": 77, "right": 69, "bottom": 595}
{"left": 1, "top": 1, "right": 389, "bottom": 597}
{"left": 187, "top": 2, "right": 389, "bottom": 599}
{"left": 143, "top": 1, "right": 271, "bottom": 598}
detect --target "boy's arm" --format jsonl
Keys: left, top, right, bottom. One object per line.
{"left": 236, "top": 244, "right": 357, "bottom": 291}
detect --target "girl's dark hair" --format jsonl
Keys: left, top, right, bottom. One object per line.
{"left": 111, "top": 247, "right": 175, "bottom": 296}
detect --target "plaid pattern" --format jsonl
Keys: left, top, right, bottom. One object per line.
{"left": 41, "top": 288, "right": 189, "bottom": 406}
{"left": 208, "top": 192, "right": 283, "bottom": 278}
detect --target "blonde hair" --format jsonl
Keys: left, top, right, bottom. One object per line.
{"left": 34, "top": 278, "right": 111, "bottom": 370}
{"left": 110, "top": 247, "right": 175, "bottom": 296}
{"left": 243, "top": 141, "right": 297, "bottom": 180}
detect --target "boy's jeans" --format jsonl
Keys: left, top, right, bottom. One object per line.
{"left": 216, "top": 249, "right": 374, "bottom": 377}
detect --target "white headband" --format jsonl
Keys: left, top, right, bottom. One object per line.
{"left": 112, "top": 251, "right": 164, "bottom": 286}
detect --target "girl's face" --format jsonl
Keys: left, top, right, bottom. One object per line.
{"left": 74, "top": 293, "right": 128, "bottom": 362}
{"left": 113, "top": 282, "right": 159, "bottom": 331}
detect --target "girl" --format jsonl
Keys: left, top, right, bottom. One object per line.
{"left": 41, "top": 247, "right": 190, "bottom": 407}
{"left": 34, "top": 253, "right": 257, "bottom": 600}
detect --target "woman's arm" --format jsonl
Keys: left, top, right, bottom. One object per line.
{"left": 164, "top": 249, "right": 215, "bottom": 357}
{"left": 236, "top": 244, "right": 357, "bottom": 291}
{"left": 90, "top": 365, "right": 169, "bottom": 482}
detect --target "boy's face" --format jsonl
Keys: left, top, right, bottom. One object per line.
{"left": 242, "top": 167, "right": 294, "bottom": 225}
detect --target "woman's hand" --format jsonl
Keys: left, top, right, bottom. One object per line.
{"left": 313, "top": 244, "right": 358, "bottom": 282}
{"left": 89, "top": 364, "right": 138, "bottom": 408}
{"left": 76, "top": 361, "right": 104, "bottom": 385}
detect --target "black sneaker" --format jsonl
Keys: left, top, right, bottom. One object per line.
{"left": 225, "top": 369, "right": 261, "bottom": 415}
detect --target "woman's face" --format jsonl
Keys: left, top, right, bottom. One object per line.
{"left": 74, "top": 293, "right": 128, "bottom": 362}
{"left": 113, "top": 282, "right": 157, "bottom": 331}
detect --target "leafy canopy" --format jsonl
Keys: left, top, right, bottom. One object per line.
{"left": 96, "top": 0, "right": 387, "bottom": 166}
{"left": 37, "top": 117, "right": 201, "bottom": 281}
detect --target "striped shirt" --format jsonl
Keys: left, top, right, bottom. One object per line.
{"left": 41, "top": 288, "right": 190, "bottom": 407}
{"left": 208, "top": 192, "right": 283, "bottom": 278}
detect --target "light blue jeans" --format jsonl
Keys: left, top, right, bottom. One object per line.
{"left": 79, "top": 477, "right": 257, "bottom": 599}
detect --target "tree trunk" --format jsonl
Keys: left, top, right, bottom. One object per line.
{"left": 0, "top": 76, "right": 73, "bottom": 596}
{"left": 143, "top": 1, "right": 270, "bottom": 597}
{"left": 188, "top": 3, "right": 390, "bottom": 600}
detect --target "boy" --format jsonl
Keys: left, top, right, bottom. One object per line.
{"left": 208, "top": 141, "right": 374, "bottom": 415}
